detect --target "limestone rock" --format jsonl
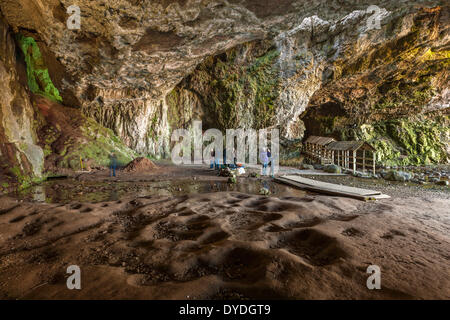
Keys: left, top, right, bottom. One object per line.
{"left": 324, "top": 164, "right": 341, "bottom": 173}
{"left": 0, "top": 1, "right": 448, "bottom": 164}
{"left": 0, "top": 18, "right": 44, "bottom": 188}
{"left": 382, "top": 170, "right": 414, "bottom": 182}
{"left": 300, "top": 163, "right": 314, "bottom": 170}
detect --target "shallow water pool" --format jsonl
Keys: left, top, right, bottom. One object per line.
{"left": 12, "top": 178, "right": 307, "bottom": 204}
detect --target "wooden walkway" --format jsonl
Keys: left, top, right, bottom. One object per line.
{"left": 276, "top": 175, "right": 390, "bottom": 201}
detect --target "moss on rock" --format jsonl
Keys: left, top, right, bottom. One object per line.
{"left": 346, "top": 116, "right": 449, "bottom": 166}
{"left": 9, "top": 165, "right": 45, "bottom": 190}
{"left": 303, "top": 8, "right": 449, "bottom": 166}
{"left": 168, "top": 41, "right": 281, "bottom": 131}
{"left": 16, "top": 34, "right": 62, "bottom": 103}
{"left": 60, "top": 117, "right": 136, "bottom": 169}
{"left": 32, "top": 95, "right": 137, "bottom": 171}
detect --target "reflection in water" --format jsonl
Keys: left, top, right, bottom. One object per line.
{"left": 108, "top": 189, "right": 119, "bottom": 202}
{"left": 15, "top": 178, "right": 307, "bottom": 204}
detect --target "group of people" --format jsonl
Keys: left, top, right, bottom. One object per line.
{"left": 110, "top": 148, "right": 276, "bottom": 178}
{"left": 209, "top": 147, "right": 275, "bottom": 177}
{"left": 210, "top": 148, "right": 234, "bottom": 170}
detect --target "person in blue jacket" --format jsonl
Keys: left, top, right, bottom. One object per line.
{"left": 109, "top": 151, "right": 117, "bottom": 177}
{"left": 210, "top": 149, "right": 215, "bottom": 169}
{"left": 259, "top": 148, "right": 269, "bottom": 176}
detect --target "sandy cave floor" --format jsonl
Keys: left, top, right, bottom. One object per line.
{"left": 0, "top": 163, "right": 449, "bottom": 300}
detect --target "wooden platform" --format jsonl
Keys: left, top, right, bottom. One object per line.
{"left": 296, "top": 170, "right": 347, "bottom": 176}
{"left": 276, "top": 175, "right": 390, "bottom": 201}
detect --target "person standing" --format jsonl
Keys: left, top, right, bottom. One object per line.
{"left": 267, "top": 148, "right": 276, "bottom": 178}
{"left": 259, "top": 147, "right": 269, "bottom": 176}
{"left": 223, "top": 147, "right": 227, "bottom": 166}
{"left": 109, "top": 151, "right": 117, "bottom": 177}
{"left": 267, "top": 148, "right": 274, "bottom": 177}
{"left": 210, "top": 149, "right": 215, "bottom": 169}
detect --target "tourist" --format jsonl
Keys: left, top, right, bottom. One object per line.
{"left": 267, "top": 148, "right": 274, "bottom": 177}
{"left": 259, "top": 147, "right": 269, "bottom": 176}
{"left": 223, "top": 147, "right": 227, "bottom": 166}
{"left": 210, "top": 149, "right": 215, "bottom": 169}
{"left": 109, "top": 151, "right": 117, "bottom": 177}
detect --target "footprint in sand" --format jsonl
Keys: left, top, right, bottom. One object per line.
{"left": 342, "top": 227, "right": 365, "bottom": 237}
{"left": 9, "top": 215, "right": 26, "bottom": 223}
{"left": 273, "top": 229, "right": 348, "bottom": 266}
{"left": 198, "top": 229, "right": 230, "bottom": 244}
{"left": 264, "top": 224, "right": 287, "bottom": 232}
{"left": 330, "top": 214, "right": 359, "bottom": 222}
{"left": 285, "top": 217, "right": 323, "bottom": 229}
{"left": 69, "top": 203, "right": 82, "bottom": 210}
{"left": 381, "top": 229, "right": 406, "bottom": 240}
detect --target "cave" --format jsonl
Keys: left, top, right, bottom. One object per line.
{"left": 0, "top": 0, "right": 449, "bottom": 302}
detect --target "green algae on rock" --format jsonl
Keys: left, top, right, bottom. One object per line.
{"left": 167, "top": 41, "right": 281, "bottom": 132}
{"left": 302, "top": 6, "right": 449, "bottom": 166}
{"left": 66, "top": 117, "right": 137, "bottom": 169}
{"left": 32, "top": 95, "right": 137, "bottom": 171}
{"left": 16, "top": 34, "right": 62, "bottom": 103}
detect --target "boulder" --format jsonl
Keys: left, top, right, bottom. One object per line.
{"left": 227, "top": 176, "right": 237, "bottom": 184}
{"left": 382, "top": 170, "right": 413, "bottom": 182}
{"left": 300, "top": 163, "right": 314, "bottom": 170}
{"left": 123, "top": 157, "right": 157, "bottom": 172}
{"left": 219, "top": 167, "right": 233, "bottom": 177}
{"left": 324, "top": 164, "right": 341, "bottom": 174}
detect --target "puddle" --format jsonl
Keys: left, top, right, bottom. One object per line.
{"left": 13, "top": 178, "right": 307, "bottom": 204}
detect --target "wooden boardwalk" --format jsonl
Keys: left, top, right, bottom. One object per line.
{"left": 276, "top": 175, "right": 390, "bottom": 201}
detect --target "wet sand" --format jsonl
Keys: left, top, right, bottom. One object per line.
{"left": 0, "top": 164, "right": 449, "bottom": 299}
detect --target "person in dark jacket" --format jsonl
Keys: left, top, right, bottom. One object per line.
{"left": 109, "top": 151, "right": 117, "bottom": 177}
{"left": 267, "top": 148, "right": 275, "bottom": 177}
{"left": 223, "top": 148, "right": 227, "bottom": 166}
{"left": 210, "top": 149, "right": 215, "bottom": 169}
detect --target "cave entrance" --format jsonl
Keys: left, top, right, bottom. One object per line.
{"left": 300, "top": 101, "right": 348, "bottom": 140}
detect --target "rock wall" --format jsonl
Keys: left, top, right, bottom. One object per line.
{"left": 0, "top": 16, "right": 44, "bottom": 190}
{"left": 82, "top": 88, "right": 171, "bottom": 157}
{"left": 33, "top": 94, "right": 138, "bottom": 171}
{"left": 0, "top": 1, "right": 448, "bottom": 165}
{"left": 169, "top": 5, "right": 449, "bottom": 164}
{"left": 301, "top": 6, "right": 450, "bottom": 165}
{"left": 0, "top": 14, "right": 137, "bottom": 192}
{"left": 167, "top": 40, "right": 280, "bottom": 130}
